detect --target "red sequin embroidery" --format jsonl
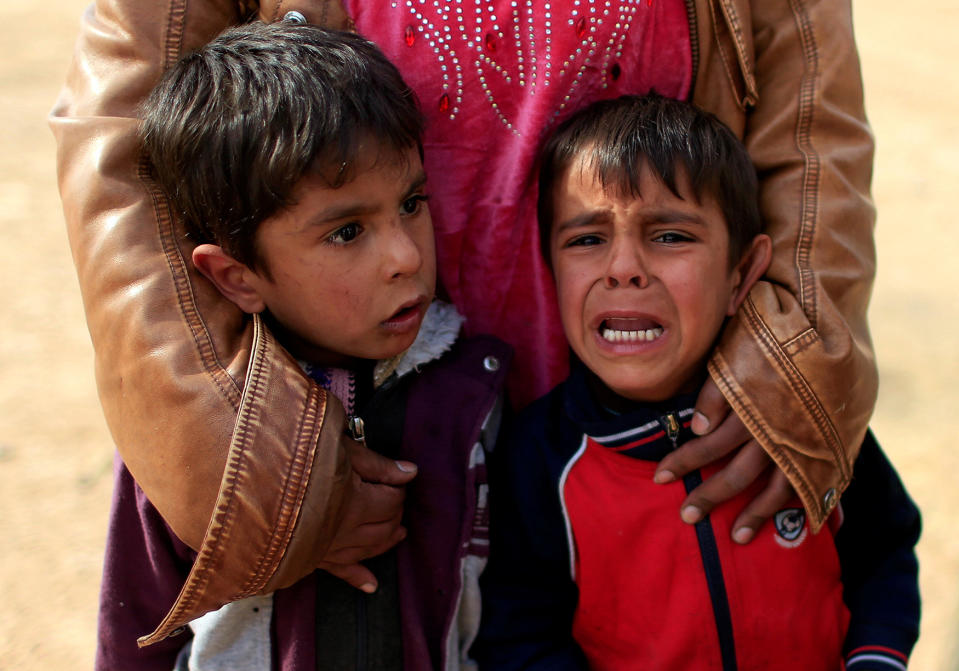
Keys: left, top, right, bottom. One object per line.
{"left": 575, "top": 16, "right": 587, "bottom": 39}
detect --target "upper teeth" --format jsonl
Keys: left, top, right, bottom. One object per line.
{"left": 602, "top": 327, "right": 663, "bottom": 343}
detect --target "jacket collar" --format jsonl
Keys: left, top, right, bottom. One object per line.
{"left": 299, "top": 300, "right": 464, "bottom": 399}
{"left": 372, "top": 300, "right": 465, "bottom": 387}
{"left": 563, "top": 356, "right": 699, "bottom": 461}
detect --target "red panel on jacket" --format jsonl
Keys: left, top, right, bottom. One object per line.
{"left": 565, "top": 439, "right": 850, "bottom": 670}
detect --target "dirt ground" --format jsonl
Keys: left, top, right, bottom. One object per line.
{"left": 1, "top": 1, "right": 956, "bottom": 669}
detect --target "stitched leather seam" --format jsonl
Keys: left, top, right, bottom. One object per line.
{"left": 174, "top": 316, "right": 277, "bottom": 613}
{"left": 788, "top": 0, "right": 821, "bottom": 328}
{"left": 216, "top": 318, "right": 275, "bottom": 598}
{"left": 707, "top": 359, "right": 813, "bottom": 508}
{"left": 783, "top": 327, "right": 819, "bottom": 355}
{"left": 708, "top": 1, "right": 744, "bottom": 109}
{"left": 140, "top": 315, "right": 274, "bottom": 643}
{"left": 163, "top": 0, "right": 188, "bottom": 70}
{"left": 741, "top": 296, "right": 850, "bottom": 481}
{"left": 259, "top": 385, "right": 324, "bottom": 586}
{"left": 151, "top": 0, "right": 244, "bottom": 408}
{"left": 141, "top": 162, "right": 243, "bottom": 409}
{"left": 717, "top": 0, "right": 757, "bottom": 105}
{"left": 243, "top": 365, "right": 324, "bottom": 592}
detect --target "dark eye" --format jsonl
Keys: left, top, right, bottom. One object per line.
{"left": 565, "top": 234, "right": 604, "bottom": 248}
{"left": 329, "top": 222, "right": 361, "bottom": 244}
{"left": 653, "top": 231, "right": 693, "bottom": 244}
{"left": 401, "top": 194, "right": 429, "bottom": 216}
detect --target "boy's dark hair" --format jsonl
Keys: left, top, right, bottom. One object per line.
{"left": 537, "top": 93, "right": 761, "bottom": 266}
{"left": 140, "top": 21, "right": 423, "bottom": 273}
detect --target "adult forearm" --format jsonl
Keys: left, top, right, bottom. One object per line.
{"left": 51, "top": 0, "right": 354, "bottom": 640}
{"left": 695, "top": 0, "right": 877, "bottom": 530}
{"left": 51, "top": 0, "right": 254, "bottom": 549}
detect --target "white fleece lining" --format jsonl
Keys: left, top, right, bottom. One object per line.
{"left": 374, "top": 301, "right": 465, "bottom": 387}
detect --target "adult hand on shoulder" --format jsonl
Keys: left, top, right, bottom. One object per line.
{"left": 653, "top": 377, "right": 794, "bottom": 544}
{"left": 317, "top": 439, "right": 417, "bottom": 593}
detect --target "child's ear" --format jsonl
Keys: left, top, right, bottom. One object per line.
{"left": 191, "top": 244, "right": 266, "bottom": 315}
{"left": 726, "top": 234, "right": 772, "bottom": 316}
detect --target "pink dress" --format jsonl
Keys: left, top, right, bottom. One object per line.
{"left": 346, "top": 0, "right": 692, "bottom": 406}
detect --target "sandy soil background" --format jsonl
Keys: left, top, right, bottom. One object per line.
{"left": 1, "top": 1, "right": 956, "bottom": 669}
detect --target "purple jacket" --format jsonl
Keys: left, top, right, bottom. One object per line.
{"left": 96, "top": 332, "right": 511, "bottom": 671}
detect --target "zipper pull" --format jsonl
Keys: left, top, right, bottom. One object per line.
{"left": 347, "top": 415, "right": 366, "bottom": 443}
{"left": 662, "top": 413, "right": 681, "bottom": 450}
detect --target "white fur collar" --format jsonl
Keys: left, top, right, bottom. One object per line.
{"left": 373, "top": 300, "right": 465, "bottom": 388}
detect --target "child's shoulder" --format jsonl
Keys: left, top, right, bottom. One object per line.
{"left": 380, "top": 300, "right": 511, "bottom": 384}
{"left": 502, "top": 378, "right": 578, "bottom": 462}
{"left": 515, "top": 380, "right": 569, "bottom": 433}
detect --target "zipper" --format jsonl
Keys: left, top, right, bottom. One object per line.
{"left": 350, "top": 410, "right": 370, "bottom": 671}
{"left": 661, "top": 412, "right": 738, "bottom": 671}
{"left": 663, "top": 412, "right": 681, "bottom": 449}
{"left": 347, "top": 415, "right": 366, "bottom": 443}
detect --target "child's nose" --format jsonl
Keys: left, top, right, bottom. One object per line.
{"left": 604, "top": 239, "right": 648, "bottom": 289}
{"left": 387, "top": 226, "right": 424, "bottom": 279}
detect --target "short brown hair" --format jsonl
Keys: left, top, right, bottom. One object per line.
{"left": 538, "top": 93, "right": 761, "bottom": 267}
{"left": 140, "top": 21, "right": 423, "bottom": 272}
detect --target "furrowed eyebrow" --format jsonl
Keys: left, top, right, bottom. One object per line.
{"left": 554, "top": 210, "right": 607, "bottom": 234}
{"left": 642, "top": 208, "right": 707, "bottom": 226}
{"left": 404, "top": 171, "right": 428, "bottom": 197}
{"left": 309, "top": 169, "right": 428, "bottom": 225}
{"left": 312, "top": 201, "right": 375, "bottom": 224}
{"left": 554, "top": 205, "right": 706, "bottom": 233}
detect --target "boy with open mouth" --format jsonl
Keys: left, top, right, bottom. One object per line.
{"left": 475, "top": 94, "right": 920, "bottom": 671}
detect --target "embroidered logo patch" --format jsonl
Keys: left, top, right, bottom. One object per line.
{"left": 773, "top": 508, "right": 808, "bottom": 548}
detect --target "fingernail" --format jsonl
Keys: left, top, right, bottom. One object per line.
{"left": 395, "top": 460, "right": 416, "bottom": 473}
{"left": 360, "top": 582, "right": 377, "bottom": 594}
{"left": 681, "top": 505, "right": 702, "bottom": 524}
{"left": 733, "top": 527, "right": 754, "bottom": 544}
{"left": 690, "top": 411, "right": 710, "bottom": 435}
{"left": 654, "top": 470, "right": 676, "bottom": 484}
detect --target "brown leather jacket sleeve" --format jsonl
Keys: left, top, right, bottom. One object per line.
{"left": 692, "top": 0, "right": 877, "bottom": 530}
{"left": 50, "top": 0, "right": 354, "bottom": 641}
{"left": 52, "top": 0, "right": 875, "bottom": 647}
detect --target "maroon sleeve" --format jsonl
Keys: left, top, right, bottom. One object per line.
{"left": 95, "top": 455, "right": 196, "bottom": 671}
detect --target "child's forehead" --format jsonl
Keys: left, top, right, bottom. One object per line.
{"left": 307, "top": 141, "right": 422, "bottom": 189}
{"left": 556, "top": 151, "right": 698, "bottom": 205}
{"left": 252, "top": 141, "right": 428, "bottom": 257}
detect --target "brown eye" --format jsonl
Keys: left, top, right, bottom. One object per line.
{"left": 566, "top": 234, "right": 603, "bottom": 248}
{"left": 401, "top": 194, "right": 429, "bottom": 216}
{"left": 653, "top": 231, "right": 693, "bottom": 244}
{"left": 329, "top": 223, "right": 360, "bottom": 244}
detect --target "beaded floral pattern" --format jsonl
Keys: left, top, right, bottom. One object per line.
{"left": 345, "top": 0, "right": 691, "bottom": 406}
{"left": 388, "top": 0, "right": 658, "bottom": 134}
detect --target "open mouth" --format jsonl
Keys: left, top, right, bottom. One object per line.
{"left": 389, "top": 304, "right": 419, "bottom": 321}
{"left": 599, "top": 318, "right": 664, "bottom": 343}
{"left": 384, "top": 298, "right": 426, "bottom": 326}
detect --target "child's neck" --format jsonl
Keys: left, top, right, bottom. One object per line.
{"left": 586, "top": 366, "right": 707, "bottom": 416}
{"left": 262, "top": 311, "right": 362, "bottom": 370}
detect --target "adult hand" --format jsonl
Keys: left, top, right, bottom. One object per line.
{"left": 653, "top": 377, "right": 794, "bottom": 544}
{"left": 317, "top": 439, "right": 417, "bottom": 592}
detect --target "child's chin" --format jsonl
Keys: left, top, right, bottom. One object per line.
{"left": 376, "top": 334, "right": 420, "bottom": 360}
{"left": 605, "top": 376, "right": 682, "bottom": 404}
